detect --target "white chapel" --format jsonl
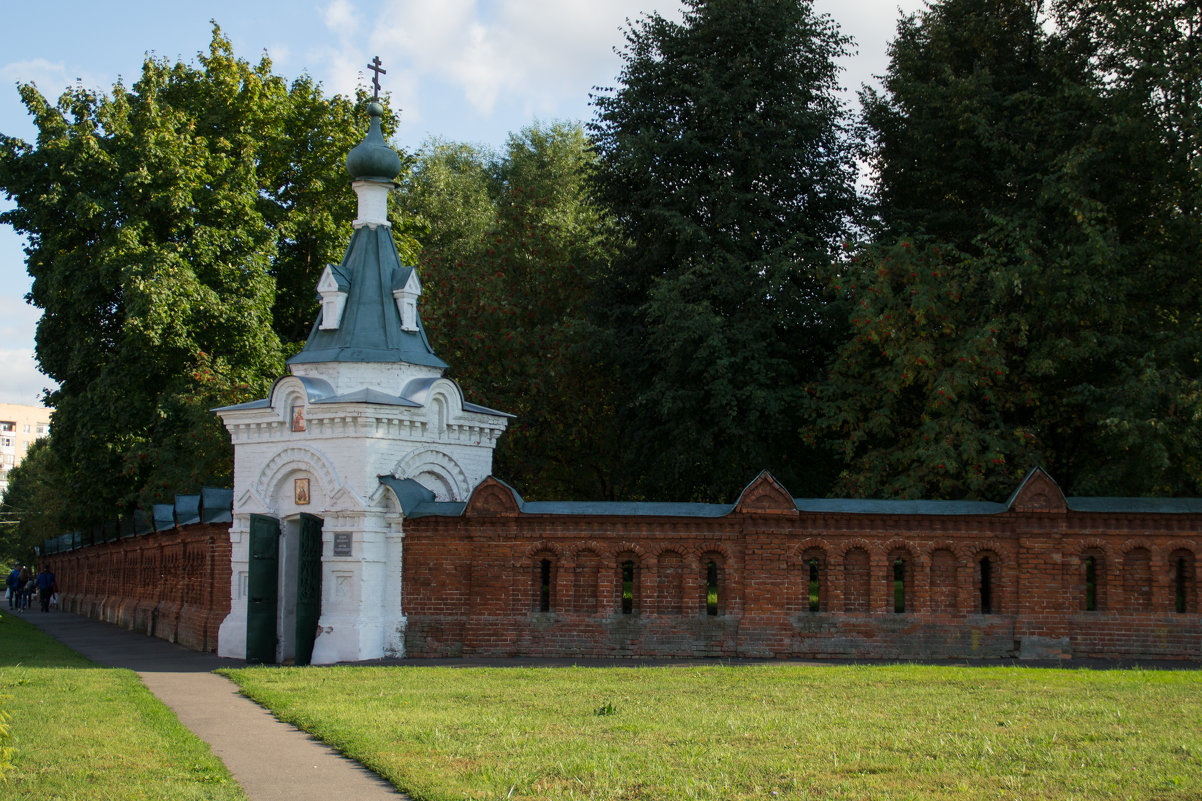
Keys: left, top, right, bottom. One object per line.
{"left": 214, "top": 98, "right": 509, "bottom": 665}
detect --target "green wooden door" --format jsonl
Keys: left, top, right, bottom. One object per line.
{"left": 246, "top": 514, "right": 280, "bottom": 664}
{"left": 294, "top": 513, "right": 323, "bottom": 666}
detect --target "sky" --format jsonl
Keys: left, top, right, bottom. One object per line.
{"left": 0, "top": 0, "right": 924, "bottom": 406}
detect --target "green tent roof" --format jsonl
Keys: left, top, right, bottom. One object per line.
{"left": 288, "top": 225, "right": 447, "bottom": 368}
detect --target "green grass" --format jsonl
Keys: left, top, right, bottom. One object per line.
{"left": 0, "top": 611, "right": 247, "bottom": 800}
{"left": 223, "top": 662, "right": 1202, "bottom": 801}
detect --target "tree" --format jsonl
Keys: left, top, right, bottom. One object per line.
{"left": 0, "top": 439, "right": 66, "bottom": 563}
{"left": 408, "top": 123, "right": 622, "bottom": 499}
{"left": 589, "top": 0, "right": 860, "bottom": 500}
{"left": 812, "top": 0, "right": 1202, "bottom": 498}
{"left": 0, "top": 27, "right": 416, "bottom": 526}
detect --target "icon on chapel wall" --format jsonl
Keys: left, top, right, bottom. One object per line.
{"left": 295, "top": 477, "right": 310, "bottom": 506}
{"left": 291, "top": 404, "right": 306, "bottom": 432}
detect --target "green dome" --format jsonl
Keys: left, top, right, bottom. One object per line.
{"left": 345, "top": 102, "right": 402, "bottom": 180}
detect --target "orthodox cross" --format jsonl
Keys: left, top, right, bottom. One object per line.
{"left": 367, "top": 56, "right": 386, "bottom": 100}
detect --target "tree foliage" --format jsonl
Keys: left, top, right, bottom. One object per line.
{"left": 407, "top": 123, "right": 621, "bottom": 499}
{"left": 589, "top": 0, "right": 860, "bottom": 500}
{"left": 0, "top": 440, "right": 66, "bottom": 563}
{"left": 812, "top": 0, "right": 1202, "bottom": 499}
{"left": 0, "top": 26, "right": 416, "bottom": 526}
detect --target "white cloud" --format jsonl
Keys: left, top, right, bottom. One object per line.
{"left": 365, "top": 0, "right": 681, "bottom": 118}
{"left": 0, "top": 347, "right": 51, "bottom": 406}
{"left": 324, "top": 0, "right": 362, "bottom": 41}
{"left": 0, "top": 57, "right": 67, "bottom": 87}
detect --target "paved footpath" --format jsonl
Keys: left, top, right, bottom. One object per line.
{"left": 22, "top": 610, "right": 406, "bottom": 801}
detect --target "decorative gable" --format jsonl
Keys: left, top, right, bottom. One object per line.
{"left": 391, "top": 267, "right": 421, "bottom": 333}
{"left": 317, "top": 264, "right": 350, "bottom": 330}
{"left": 1006, "top": 467, "right": 1068, "bottom": 514}
{"left": 734, "top": 471, "right": 797, "bottom": 516}
{"left": 464, "top": 476, "right": 523, "bottom": 517}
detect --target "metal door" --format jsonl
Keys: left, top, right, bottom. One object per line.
{"left": 246, "top": 514, "right": 280, "bottom": 664}
{"left": 293, "top": 513, "right": 323, "bottom": 666}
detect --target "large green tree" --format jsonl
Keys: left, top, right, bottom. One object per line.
{"left": 0, "top": 27, "right": 416, "bottom": 526}
{"left": 812, "top": 0, "right": 1202, "bottom": 499}
{"left": 589, "top": 0, "right": 860, "bottom": 501}
{"left": 406, "top": 123, "right": 621, "bottom": 499}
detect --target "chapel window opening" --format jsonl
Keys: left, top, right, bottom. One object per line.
{"left": 621, "top": 559, "right": 636, "bottom": 615}
{"left": 1085, "top": 555, "right": 1098, "bottom": 612}
{"left": 1176, "top": 557, "right": 1187, "bottom": 614}
{"left": 808, "top": 557, "right": 821, "bottom": 613}
{"left": 979, "top": 556, "right": 993, "bottom": 614}
{"left": 538, "top": 558, "right": 553, "bottom": 613}
{"left": 706, "top": 560, "right": 720, "bottom": 616}
{"left": 893, "top": 557, "right": 907, "bottom": 613}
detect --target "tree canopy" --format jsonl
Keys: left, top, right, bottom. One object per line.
{"left": 405, "top": 123, "right": 622, "bottom": 499}
{"left": 0, "top": 27, "right": 415, "bottom": 525}
{"left": 810, "top": 0, "right": 1202, "bottom": 498}
{"left": 589, "top": 0, "right": 860, "bottom": 500}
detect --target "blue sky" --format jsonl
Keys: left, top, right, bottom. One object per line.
{"left": 0, "top": 0, "right": 921, "bottom": 405}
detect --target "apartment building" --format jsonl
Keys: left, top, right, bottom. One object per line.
{"left": 0, "top": 402, "right": 51, "bottom": 499}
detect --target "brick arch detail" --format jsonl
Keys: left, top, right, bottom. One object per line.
{"left": 1117, "top": 538, "right": 1154, "bottom": 557}
{"left": 609, "top": 542, "right": 649, "bottom": 561}
{"left": 566, "top": 541, "right": 604, "bottom": 560}
{"left": 790, "top": 539, "right": 831, "bottom": 562}
{"left": 691, "top": 543, "right": 735, "bottom": 565}
{"left": 837, "top": 538, "right": 875, "bottom": 560}
{"left": 524, "top": 541, "right": 563, "bottom": 560}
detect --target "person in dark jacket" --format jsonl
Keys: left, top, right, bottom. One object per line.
{"left": 5, "top": 564, "right": 20, "bottom": 609}
{"left": 36, "top": 565, "right": 56, "bottom": 612}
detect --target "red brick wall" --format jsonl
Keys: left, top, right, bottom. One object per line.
{"left": 401, "top": 476, "right": 1202, "bottom": 661}
{"left": 48, "top": 523, "right": 230, "bottom": 652}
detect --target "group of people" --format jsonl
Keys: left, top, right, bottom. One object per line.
{"left": 5, "top": 563, "right": 56, "bottom": 612}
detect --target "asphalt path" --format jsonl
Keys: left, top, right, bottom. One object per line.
{"left": 19, "top": 609, "right": 406, "bottom": 801}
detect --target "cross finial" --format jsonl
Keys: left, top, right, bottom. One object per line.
{"left": 367, "top": 56, "right": 386, "bottom": 101}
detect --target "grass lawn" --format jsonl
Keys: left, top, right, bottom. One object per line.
{"left": 0, "top": 611, "right": 246, "bottom": 800}
{"left": 224, "top": 662, "right": 1202, "bottom": 801}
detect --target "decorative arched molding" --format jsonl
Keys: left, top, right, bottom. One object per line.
{"left": 924, "top": 540, "right": 961, "bottom": 560}
{"left": 884, "top": 538, "right": 919, "bottom": 562}
{"left": 566, "top": 541, "right": 604, "bottom": 560}
{"left": 964, "top": 540, "right": 1008, "bottom": 559}
{"left": 837, "top": 538, "right": 875, "bottom": 560}
{"left": 254, "top": 445, "right": 342, "bottom": 507}
{"left": 691, "top": 543, "right": 736, "bottom": 566}
{"left": 610, "top": 542, "right": 649, "bottom": 561}
{"left": 734, "top": 471, "right": 797, "bottom": 516}
{"left": 524, "top": 540, "right": 563, "bottom": 559}
{"left": 649, "top": 545, "right": 687, "bottom": 562}
{"left": 392, "top": 449, "right": 471, "bottom": 501}
{"left": 1071, "top": 538, "right": 1116, "bottom": 562}
{"left": 790, "top": 539, "right": 831, "bottom": 567}
{"left": 464, "top": 476, "right": 523, "bottom": 517}
{"left": 1118, "top": 538, "right": 1154, "bottom": 557}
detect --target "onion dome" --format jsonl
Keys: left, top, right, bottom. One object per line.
{"left": 345, "top": 101, "right": 402, "bottom": 181}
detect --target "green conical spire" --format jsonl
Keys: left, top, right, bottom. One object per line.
{"left": 346, "top": 102, "right": 402, "bottom": 180}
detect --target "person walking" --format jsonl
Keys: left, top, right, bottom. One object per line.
{"left": 17, "top": 566, "right": 33, "bottom": 611}
{"left": 36, "top": 564, "right": 56, "bottom": 612}
{"left": 5, "top": 564, "right": 19, "bottom": 609}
